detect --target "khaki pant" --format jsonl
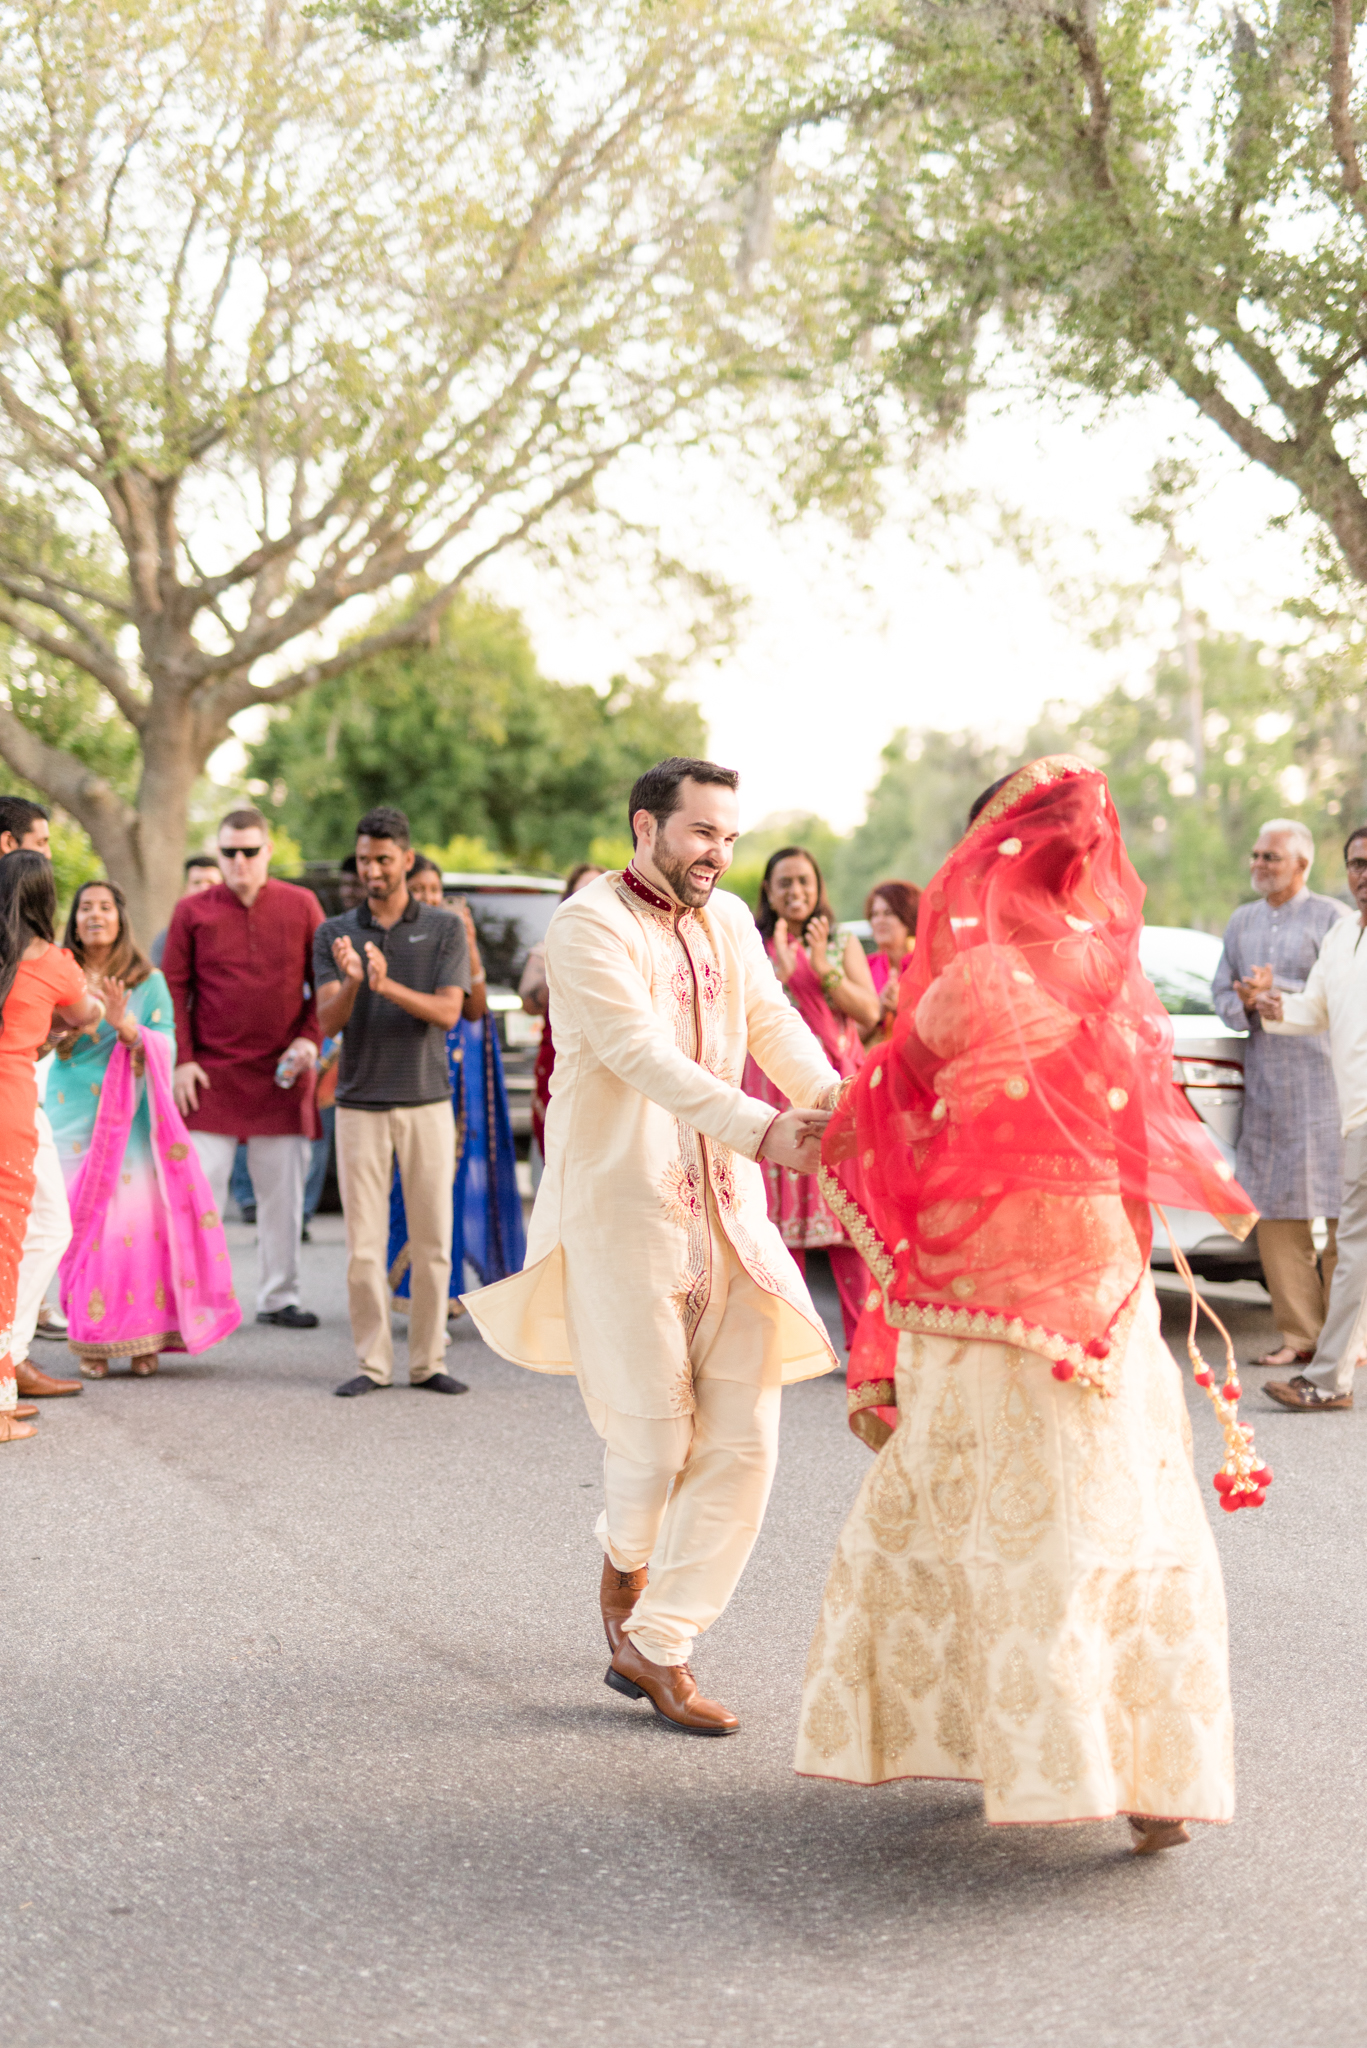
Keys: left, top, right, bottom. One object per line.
{"left": 583, "top": 1223, "right": 785, "bottom": 1667}
{"left": 193, "top": 1131, "right": 310, "bottom": 1315}
{"left": 1308, "top": 1128, "right": 1367, "bottom": 1397}
{"left": 1256, "top": 1217, "right": 1339, "bottom": 1353}
{"left": 335, "top": 1102, "right": 454, "bottom": 1384}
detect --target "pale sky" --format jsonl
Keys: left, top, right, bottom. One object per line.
{"left": 480, "top": 385, "right": 1312, "bottom": 835}
{"left": 220, "top": 381, "right": 1312, "bottom": 839}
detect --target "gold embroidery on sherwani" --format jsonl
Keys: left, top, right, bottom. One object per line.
{"left": 996, "top": 1644, "right": 1041, "bottom": 1725}
{"left": 986, "top": 1359, "right": 1055, "bottom": 1560}
{"left": 927, "top": 1364, "right": 977, "bottom": 1558}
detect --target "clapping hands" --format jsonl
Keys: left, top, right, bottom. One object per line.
{"left": 1234, "top": 962, "right": 1282, "bottom": 1020}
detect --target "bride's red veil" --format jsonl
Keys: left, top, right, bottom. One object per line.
{"left": 823, "top": 755, "right": 1256, "bottom": 1448}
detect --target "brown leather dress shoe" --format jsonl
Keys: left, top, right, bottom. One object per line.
{"left": 599, "top": 1556, "right": 649, "bottom": 1657}
{"left": 605, "top": 1635, "right": 739, "bottom": 1736}
{"left": 1265, "top": 1374, "right": 1352, "bottom": 1411}
{"left": 15, "top": 1360, "right": 83, "bottom": 1397}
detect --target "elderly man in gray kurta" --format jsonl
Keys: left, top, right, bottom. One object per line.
{"left": 1212, "top": 818, "right": 1346, "bottom": 1367}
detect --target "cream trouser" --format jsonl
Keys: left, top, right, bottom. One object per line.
{"left": 1256, "top": 1217, "right": 1339, "bottom": 1352}
{"left": 335, "top": 1102, "right": 454, "bottom": 1384}
{"left": 584, "top": 1228, "right": 785, "bottom": 1667}
{"left": 13, "top": 1108, "right": 71, "bottom": 1368}
{"left": 192, "top": 1131, "right": 310, "bottom": 1315}
{"left": 1308, "top": 1128, "right": 1367, "bottom": 1396}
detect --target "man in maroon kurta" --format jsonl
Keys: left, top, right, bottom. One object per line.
{"left": 162, "top": 807, "right": 325, "bottom": 1328}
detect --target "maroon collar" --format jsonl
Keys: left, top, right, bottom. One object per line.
{"left": 621, "top": 864, "right": 677, "bottom": 916}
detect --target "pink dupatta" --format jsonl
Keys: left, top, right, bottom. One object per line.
{"left": 61, "top": 1032, "right": 242, "bottom": 1356}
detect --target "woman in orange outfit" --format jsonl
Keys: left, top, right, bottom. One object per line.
{"left": 0, "top": 853, "right": 103, "bottom": 1442}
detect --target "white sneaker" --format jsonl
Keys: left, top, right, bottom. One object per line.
{"left": 35, "top": 1303, "right": 68, "bottom": 1338}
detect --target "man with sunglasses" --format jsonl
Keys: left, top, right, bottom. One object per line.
{"left": 163, "top": 807, "right": 325, "bottom": 1331}
{"left": 1250, "top": 825, "right": 1367, "bottom": 1409}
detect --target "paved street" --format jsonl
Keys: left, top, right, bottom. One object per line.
{"left": 1, "top": 1219, "right": 1363, "bottom": 2048}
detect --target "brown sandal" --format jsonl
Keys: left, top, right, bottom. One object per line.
{"left": 0, "top": 1411, "right": 37, "bottom": 1442}
{"left": 1129, "top": 1816, "right": 1192, "bottom": 1855}
{"left": 130, "top": 1355, "right": 158, "bottom": 1377}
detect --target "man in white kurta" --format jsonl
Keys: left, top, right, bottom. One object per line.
{"left": 464, "top": 761, "right": 844, "bottom": 1732}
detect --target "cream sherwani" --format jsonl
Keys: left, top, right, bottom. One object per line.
{"left": 463, "top": 866, "right": 843, "bottom": 1663}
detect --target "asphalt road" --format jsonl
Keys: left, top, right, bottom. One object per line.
{"left": 2, "top": 1219, "right": 1363, "bottom": 2048}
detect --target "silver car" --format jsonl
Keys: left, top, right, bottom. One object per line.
{"left": 1140, "top": 925, "right": 1261, "bottom": 1284}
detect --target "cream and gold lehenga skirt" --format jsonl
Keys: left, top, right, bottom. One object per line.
{"left": 795, "top": 1280, "right": 1235, "bottom": 1826}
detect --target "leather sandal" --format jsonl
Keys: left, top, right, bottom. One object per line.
{"left": 130, "top": 1356, "right": 158, "bottom": 1377}
{"left": 0, "top": 1412, "right": 37, "bottom": 1442}
{"left": 79, "top": 1358, "right": 109, "bottom": 1378}
{"left": 599, "top": 1556, "right": 649, "bottom": 1657}
{"left": 1129, "top": 1816, "right": 1192, "bottom": 1855}
{"left": 606, "top": 1637, "right": 739, "bottom": 1735}
{"left": 1264, "top": 1374, "right": 1352, "bottom": 1411}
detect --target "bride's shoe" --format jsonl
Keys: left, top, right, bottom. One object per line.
{"left": 1129, "top": 1816, "right": 1192, "bottom": 1855}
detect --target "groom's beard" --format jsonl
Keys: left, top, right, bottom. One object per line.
{"left": 651, "top": 846, "right": 722, "bottom": 908}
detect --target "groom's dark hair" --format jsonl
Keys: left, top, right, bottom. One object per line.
{"left": 628, "top": 758, "right": 739, "bottom": 840}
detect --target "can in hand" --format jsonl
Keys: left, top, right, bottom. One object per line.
{"left": 274, "top": 1046, "right": 307, "bottom": 1090}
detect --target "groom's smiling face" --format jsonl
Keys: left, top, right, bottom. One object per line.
{"left": 634, "top": 779, "right": 740, "bottom": 908}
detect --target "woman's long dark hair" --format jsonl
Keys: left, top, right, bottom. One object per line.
{"left": 0, "top": 850, "right": 58, "bottom": 1033}
{"left": 755, "top": 845, "right": 835, "bottom": 942}
{"left": 63, "top": 878, "right": 152, "bottom": 993}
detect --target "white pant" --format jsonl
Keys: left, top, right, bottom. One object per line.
{"left": 583, "top": 1228, "right": 785, "bottom": 1666}
{"left": 191, "top": 1132, "right": 309, "bottom": 1315}
{"left": 13, "top": 1108, "right": 72, "bottom": 1368}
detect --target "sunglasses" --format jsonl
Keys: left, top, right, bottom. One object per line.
{"left": 218, "top": 845, "right": 265, "bottom": 861}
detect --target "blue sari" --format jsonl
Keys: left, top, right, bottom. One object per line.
{"left": 387, "top": 1016, "right": 526, "bottom": 1312}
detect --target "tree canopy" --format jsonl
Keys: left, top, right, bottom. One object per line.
{"left": 807, "top": 1, "right": 1367, "bottom": 608}
{"left": 0, "top": 0, "right": 838, "bottom": 933}
{"left": 245, "top": 596, "right": 705, "bottom": 869}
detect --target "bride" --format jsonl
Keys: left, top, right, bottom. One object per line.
{"left": 796, "top": 757, "right": 1262, "bottom": 1852}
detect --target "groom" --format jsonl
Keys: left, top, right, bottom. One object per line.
{"left": 464, "top": 757, "right": 845, "bottom": 1735}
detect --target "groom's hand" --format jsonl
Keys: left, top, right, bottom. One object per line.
{"left": 759, "top": 1106, "right": 833, "bottom": 1174}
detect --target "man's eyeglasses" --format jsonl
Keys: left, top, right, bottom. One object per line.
{"left": 1249, "top": 851, "right": 1287, "bottom": 864}
{"left": 1346, "top": 858, "right": 1367, "bottom": 876}
{"left": 219, "top": 845, "right": 264, "bottom": 861}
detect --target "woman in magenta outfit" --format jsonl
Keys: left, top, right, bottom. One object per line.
{"left": 741, "top": 845, "right": 880, "bottom": 1346}
{"left": 864, "top": 879, "right": 920, "bottom": 1042}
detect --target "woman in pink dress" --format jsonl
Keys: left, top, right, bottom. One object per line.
{"left": 864, "top": 879, "right": 920, "bottom": 1042}
{"left": 742, "top": 845, "right": 879, "bottom": 1346}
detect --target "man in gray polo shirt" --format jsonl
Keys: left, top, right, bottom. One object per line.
{"left": 314, "top": 805, "right": 470, "bottom": 1397}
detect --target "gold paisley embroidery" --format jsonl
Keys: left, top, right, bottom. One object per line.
{"left": 1112, "top": 1638, "right": 1162, "bottom": 1712}
{"left": 927, "top": 1366, "right": 977, "bottom": 1560}
{"left": 1019, "top": 1564, "right": 1064, "bottom": 1641}
{"left": 934, "top": 1687, "right": 977, "bottom": 1771}
{"left": 868, "top": 1689, "right": 916, "bottom": 1768}
{"left": 905, "top": 1557, "right": 952, "bottom": 1630}
{"left": 824, "top": 1550, "right": 855, "bottom": 1617}
{"left": 889, "top": 1622, "right": 938, "bottom": 1700}
{"left": 1049, "top": 1630, "right": 1101, "bottom": 1710}
{"left": 803, "top": 1680, "right": 853, "bottom": 1761}
{"left": 1104, "top": 1571, "right": 1142, "bottom": 1641}
{"left": 996, "top": 1645, "right": 1040, "bottom": 1726}
{"left": 978, "top": 1715, "right": 1019, "bottom": 1800}
{"left": 1039, "top": 1705, "right": 1085, "bottom": 1793}
{"left": 975, "top": 1564, "right": 1012, "bottom": 1644}
{"left": 1176, "top": 1647, "right": 1226, "bottom": 1725}
{"left": 986, "top": 1362, "right": 1055, "bottom": 1561}
{"left": 1150, "top": 1571, "right": 1196, "bottom": 1647}
{"left": 866, "top": 1436, "right": 919, "bottom": 1554}
{"left": 1142, "top": 1709, "right": 1199, "bottom": 1796}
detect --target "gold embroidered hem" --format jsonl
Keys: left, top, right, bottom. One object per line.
{"left": 795, "top": 1278, "right": 1235, "bottom": 1827}
{"left": 848, "top": 1377, "right": 895, "bottom": 1453}
{"left": 66, "top": 1326, "right": 183, "bottom": 1359}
